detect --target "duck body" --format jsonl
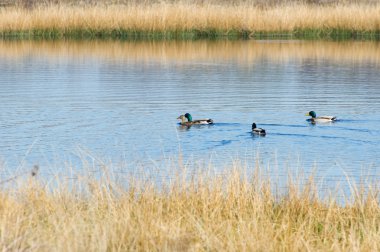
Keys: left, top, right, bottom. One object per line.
{"left": 177, "top": 113, "right": 213, "bottom": 126}
{"left": 306, "top": 111, "right": 337, "bottom": 123}
{"left": 252, "top": 123, "right": 266, "bottom": 135}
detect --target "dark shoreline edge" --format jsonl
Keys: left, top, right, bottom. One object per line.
{"left": 1, "top": 29, "right": 380, "bottom": 40}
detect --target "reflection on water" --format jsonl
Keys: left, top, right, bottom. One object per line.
{"left": 1, "top": 40, "right": 380, "bottom": 65}
{"left": 0, "top": 39, "right": 379, "bottom": 187}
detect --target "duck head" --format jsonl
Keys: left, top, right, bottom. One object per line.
{"left": 252, "top": 123, "right": 257, "bottom": 129}
{"left": 184, "top": 113, "right": 193, "bottom": 122}
{"left": 177, "top": 115, "right": 188, "bottom": 124}
{"left": 306, "top": 111, "right": 317, "bottom": 118}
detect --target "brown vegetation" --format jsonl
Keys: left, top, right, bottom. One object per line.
{"left": 0, "top": 161, "right": 380, "bottom": 251}
{"left": 0, "top": 2, "right": 379, "bottom": 38}
{"left": 3, "top": 0, "right": 380, "bottom": 8}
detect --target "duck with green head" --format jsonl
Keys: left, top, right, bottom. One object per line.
{"left": 306, "top": 111, "right": 337, "bottom": 123}
{"left": 177, "top": 113, "right": 214, "bottom": 126}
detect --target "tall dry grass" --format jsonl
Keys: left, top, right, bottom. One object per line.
{"left": 5, "top": 0, "right": 380, "bottom": 8}
{"left": 3, "top": 0, "right": 379, "bottom": 8}
{"left": 0, "top": 2, "right": 379, "bottom": 38}
{"left": 1, "top": 160, "right": 380, "bottom": 251}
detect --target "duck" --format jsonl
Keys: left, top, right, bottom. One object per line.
{"left": 177, "top": 113, "right": 214, "bottom": 126}
{"left": 252, "top": 123, "right": 266, "bottom": 135}
{"left": 305, "top": 111, "right": 337, "bottom": 123}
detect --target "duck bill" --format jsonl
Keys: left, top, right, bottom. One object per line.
{"left": 304, "top": 113, "right": 310, "bottom": 116}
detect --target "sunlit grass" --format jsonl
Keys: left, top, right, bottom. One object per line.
{"left": 0, "top": 2, "right": 379, "bottom": 39}
{"left": 1, "top": 159, "right": 380, "bottom": 251}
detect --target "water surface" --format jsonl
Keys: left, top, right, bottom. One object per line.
{"left": 0, "top": 40, "right": 379, "bottom": 185}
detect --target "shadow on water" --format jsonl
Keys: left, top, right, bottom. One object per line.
{"left": 176, "top": 122, "right": 243, "bottom": 131}
{"left": 250, "top": 132, "right": 266, "bottom": 137}
{"left": 305, "top": 120, "right": 379, "bottom": 134}
{"left": 176, "top": 124, "right": 214, "bottom": 131}
{"left": 212, "top": 139, "right": 235, "bottom": 147}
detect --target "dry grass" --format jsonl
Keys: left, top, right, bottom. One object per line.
{"left": 1, "top": 160, "right": 380, "bottom": 251}
{"left": 0, "top": 2, "right": 379, "bottom": 38}
{"left": 5, "top": 0, "right": 380, "bottom": 8}
{"left": 38, "top": 0, "right": 380, "bottom": 5}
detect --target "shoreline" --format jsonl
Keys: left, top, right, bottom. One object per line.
{"left": 2, "top": 29, "right": 380, "bottom": 40}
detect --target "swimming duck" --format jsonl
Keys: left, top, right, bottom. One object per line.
{"left": 306, "top": 111, "right": 337, "bottom": 123}
{"left": 177, "top": 113, "right": 214, "bottom": 126}
{"left": 252, "top": 123, "right": 266, "bottom": 135}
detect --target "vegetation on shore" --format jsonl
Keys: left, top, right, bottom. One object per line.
{"left": 0, "top": 1, "right": 380, "bottom": 39}
{"left": 1, "top": 160, "right": 380, "bottom": 251}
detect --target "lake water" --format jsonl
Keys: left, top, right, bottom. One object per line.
{"left": 0, "top": 40, "right": 379, "bottom": 186}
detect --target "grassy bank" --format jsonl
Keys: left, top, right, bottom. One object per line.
{"left": 1, "top": 162, "right": 380, "bottom": 251}
{"left": 0, "top": 2, "right": 380, "bottom": 39}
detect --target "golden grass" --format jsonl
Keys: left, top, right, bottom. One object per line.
{"left": 1, "top": 160, "right": 380, "bottom": 251}
{"left": 0, "top": 3, "right": 380, "bottom": 37}
{"left": 1, "top": 40, "right": 379, "bottom": 66}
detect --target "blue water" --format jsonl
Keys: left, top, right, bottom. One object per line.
{"left": 0, "top": 40, "right": 379, "bottom": 185}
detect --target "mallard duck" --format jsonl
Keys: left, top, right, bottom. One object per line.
{"left": 305, "top": 111, "right": 337, "bottom": 123}
{"left": 177, "top": 113, "right": 213, "bottom": 126}
{"left": 252, "top": 123, "right": 266, "bottom": 135}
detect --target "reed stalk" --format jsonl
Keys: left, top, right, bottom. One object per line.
{"left": 1, "top": 159, "right": 380, "bottom": 251}
{"left": 0, "top": 2, "right": 379, "bottom": 39}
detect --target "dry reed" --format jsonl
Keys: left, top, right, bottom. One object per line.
{"left": 1, "top": 159, "right": 380, "bottom": 251}
{"left": 0, "top": 2, "right": 379, "bottom": 39}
